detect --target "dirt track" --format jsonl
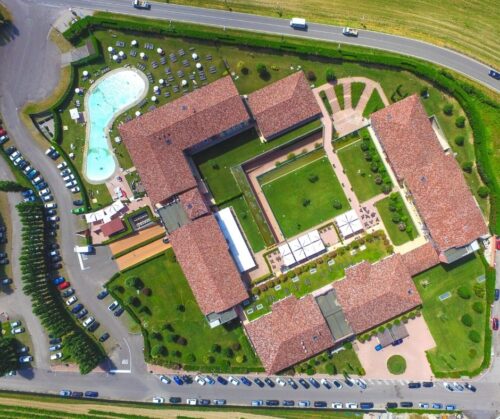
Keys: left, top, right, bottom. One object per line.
{"left": 115, "top": 238, "right": 171, "bottom": 271}
{"left": 0, "top": 396, "right": 277, "bottom": 419}
{"left": 109, "top": 225, "right": 165, "bottom": 255}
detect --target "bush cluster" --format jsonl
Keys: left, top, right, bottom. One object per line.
{"left": 359, "top": 136, "right": 392, "bottom": 194}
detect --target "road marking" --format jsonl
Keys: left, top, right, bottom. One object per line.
{"left": 109, "top": 369, "right": 131, "bottom": 374}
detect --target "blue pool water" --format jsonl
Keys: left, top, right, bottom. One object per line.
{"left": 85, "top": 70, "right": 146, "bottom": 183}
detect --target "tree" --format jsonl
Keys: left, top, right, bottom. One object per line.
{"left": 420, "top": 86, "right": 429, "bottom": 97}
{"left": 472, "top": 301, "right": 484, "bottom": 314}
{"left": 151, "top": 344, "right": 167, "bottom": 357}
{"left": 231, "top": 342, "right": 242, "bottom": 351}
{"left": 455, "top": 116, "right": 466, "bottom": 128}
{"left": 457, "top": 286, "right": 471, "bottom": 299}
{"left": 185, "top": 353, "right": 196, "bottom": 363}
{"left": 461, "top": 161, "right": 473, "bottom": 173}
{"left": 477, "top": 186, "right": 489, "bottom": 198}
{"left": 237, "top": 61, "right": 248, "bottom": 75}
{"left": 125, "top": 276, "right": 142, "bottom": 289}
{"left": 176, "top": 304, "right": 185, "bottom": 312}
{"left": 332, "top": 200, "right": 342, "bottom": 210}
{"left": 461, "top": 314, "right": 473, "bottom": 327}
{"left": 0, "top": 180, "right": 25, "bottom": 192}
{"left": 325, "top": 68, "right": 336, "bottom": 82}
{"left": 223, "top": 347, "right": 234, "bottom": 358}
{"left": 306, "top": 70, "right": 316, "bottom": 81}
{"left": 211, "top": 344, "right": 221, "bottom": 353}
{"left": 256, "top": 63, "right": 269, "bottom": 79}
{"left": 0, "top": 338, "right": 19, "bottom": 377}
{"left": 235, "top": 354, "right": 246, "bottom": 364}
{"left": 443, "top": 103, "right": 454, "bottom": 116}
{"left": 142, "top": 287, "right": 152, "bottom": 296}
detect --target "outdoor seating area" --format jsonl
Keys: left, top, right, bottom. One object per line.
{"left": 334, "top": 209, "right": 364, "bottom": 239}
{"left": 277, "top": 230, "right": 326, "bottom": 269}
{"left": 359, "top": 205, "right": 380, "bottom": 229}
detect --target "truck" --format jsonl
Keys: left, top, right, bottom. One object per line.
{"left": 133, "top": 0, "right": 151, "bottom": 9}
{"left": 342, "top": 27, "right": 359, "bottom": 36}
{"left": 290, "top": 18, "right": 307, "bottom": 30}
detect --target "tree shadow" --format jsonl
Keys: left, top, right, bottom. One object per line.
{"left": 0, "top": 21, "right": 20, "bottom": 46}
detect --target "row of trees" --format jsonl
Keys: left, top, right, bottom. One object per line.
{"left": 17, "top": 202, "right": 105, "bottom": 374}
{"left": 0, "top": 337, "right": 19, "bottom": 377}
{"left": 0, "top": 180, "right": 25, "bottom": 192}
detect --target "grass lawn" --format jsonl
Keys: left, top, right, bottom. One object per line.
{"left": 168, "top": 0, "right": 499, "bottom": 67}
{"left": 375, "top": 193, "right": 418, "bottom": 246}
{"left": 108, "top": 250, "right": 262, "bottom": 373}
{"left": 387, "top": 354, "right": 407, "bottom": 375}
{"left": 334, "top": 83, "right": 345, "bottom": 109}
{"left": 319, "top": 91, "right": 333, "bottom": 115}
{"left": 246, "top": 232, "right": 391, "bottom": 321}
{"left": 413, "top": 253, "right": 487, "bottom": 375}
{"left": 350, "top": 82, "right": 366, "bottom": 108}
{"left": 296, "top": 343, "right": 364, "bottom": 376}
{"left": 337, "top": 129, "right": 387, "bottom": 202}
{"left": 362, "top": 88, "right": 385, "bottom": 117}
{"left": 261, "top": 154, "right": 350, "bottom": 238}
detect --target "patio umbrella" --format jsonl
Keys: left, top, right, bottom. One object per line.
{"left": 131, "top": 40, "right": 138, "bottom": 47}
{"left": 118, "top": 51, "right": 125, "bottom": 58}
{"left": 159, "top": 78, "right": 165, "bottom": 85}
{"left": 74, "top": 88, "right": 81, "bottom": 95}
{"left": 151, "top": 96, "right": 157, "bottom": 102}
{"left": 139, "top": 52, "right": 146, "bottom": 59}
{"left": 112, "top": 54, "right": 119, "bottom": 61}
{"left": 181, "top": 79, "right": 188, "bottom": 87}
{"left": 153, "top": 85, "right": 159, "bottom": 92}
{"left": 135, "top": 111, "right": 141, "bottom": 117}
{"left": 82, "top": 70, "right": 89, "bottom": 77}
{"left": 195, "top": 62, "right": 202, "bottom": 70}
{"left": 157, "top": 47, "right": 164, "bottom": 55}
{"left": 191, "top": 53, "right": 198, "bottom": 60}
{"left": 107, "top": 46, "right": 114, "bottom": 53}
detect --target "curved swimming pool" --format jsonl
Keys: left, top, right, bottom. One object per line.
{"left": 85, "top": 69, "right": 147, "bottom": 183}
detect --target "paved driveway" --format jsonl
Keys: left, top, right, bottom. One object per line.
{"left": 356, "top": 316, "right": 436, "bottom": 380}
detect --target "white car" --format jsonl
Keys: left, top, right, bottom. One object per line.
{"left": 50, "top": 352, "right": 63, "bottom": 361}
{"left": 57, "top": 162, "right": 67, "bottom": 170}
{"left": 228, "top": 376, "right": 239, "bottom": 386}
{"left": 13, "top": 157, "right": 23, "bottom": 166}
{"left": 45, "top": 203, "right": 57, "bottom": 209}
{"left": 66, "top": 296, "right": 78, "bottom": 306}
{"left": 70, "top": 186, "right": 80, "bottom": 193}
{"left": 47, "top": 216, "right": 59, "bottom": 222}
{"left": 332, "top": 402, "right": 343, "bottom": 409}
{"left": 23, "top": 165, "right": 32, "bottom": 174}
{"left": 19, "top": 355, "right": 33, "bottom": 363}
{"left": 63, "top": 174, "right": 75, "bottom": 181}
{"left": 9, "top": 151, "right": 20, "bottom": 160}
{"left": 42, "top": 195, "right": 53, "bottom": 202}
{"left": 11, "top": 327, "right": 25, "bottom": 334}
{"left": 195, "top": 375, "right": 206, "bottom": 386}
{"left": 152, "top": 397, "right": 164, "bottom": 404}
{"left": 276, "top": 377, "right": 286, "bottom": 387}
{"left": 346, "top": 402, "right": 358, "bottom": 409}
{"left": 60, "top": 168, "right": 71, "bottom": 176}
{"left": 32, "top": 176, "right": 43, "bottom": 184}
{"left": 83, "top": 316, "right": 95, "bottom": 327}
{"left": 10, "top": 321, "right": 21, "bottom": 328}
{"left": 342, "top": 27, "right": 359, "bottom": 36}
{"left": 108, "top": 300, "right": 119, "bottom": 311}
{"left": 159, "top": 375, "right": 170, "bottom": 384}
{"left": 186, "top": 399, "right": 197, "bottom": 405}
{"left": 65, "top": 180, "right": 77, "bottom": 188}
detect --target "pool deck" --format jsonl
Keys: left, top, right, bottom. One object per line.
{"left": 82, "top": 66, "right": 149, "bottom": 185}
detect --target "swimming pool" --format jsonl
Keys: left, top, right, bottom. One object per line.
{"left": 84, "top": 69, "right": 147, "bottom": 183}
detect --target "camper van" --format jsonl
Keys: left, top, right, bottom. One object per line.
{"left": 290, "top": 18, "right": 307, "bottom": 29}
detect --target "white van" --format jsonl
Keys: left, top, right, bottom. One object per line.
{"left": 83, "top": 316, "right": 95, "bottom": 327}
{"left": 290, "top": 17, "right": 307, "bottom": 29}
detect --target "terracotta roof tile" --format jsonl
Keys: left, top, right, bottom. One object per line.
{"left": 248, "top": 71, "right": 321, "bottom": 139}
{"left": 169, "top": 215, "right": 248, "bottom": 315}
{"left": 244, "top": 296, "right": 335, "bottom": 373}
{"left": 120, "top": 77, "right": 250, "bottom": 205}
{"left": 178, "top": 188, "right": 209, "bottom": 220}
{"left": 332, "top": 255, "right": 422, "bottom": 334}
{"left": 401, "top": 243, "right": 440, "bottom": 276}
{"left": 100, "top": 218, "right": 125, "bottom": 237}
{"left": 371, "top": 95, "right": 488, "bottom": 252}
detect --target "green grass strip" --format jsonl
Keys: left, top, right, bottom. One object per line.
{"left": 334, "top": 83, "right": 344, "bottom": 109}
{"left": 351, "top": 82, "right": 366, "bottom": 108}
{"left": 362, "top": 89, "right": 385, "bottom": 117}
{"left": 319, "top": 90, "right": 333, "bottom": 115}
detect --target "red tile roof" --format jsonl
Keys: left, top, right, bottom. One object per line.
{"left": 244, "top": 296, "right": 335, "bottom": 373}
{"left": 247, "top": 71, "right": 321, "bottom": 139}
{"left": 332, "top": 255, "right": 422, "bottom": 334}
{"left": 371, "top": 95, "right": 488, "bottom": 252}
{"left": 120, "top": 76, "right": 250, "bottom": 205}
{"left": 178, "top": 188, "right": 209, "bottom": 220}
{"left": 100, "top": 218, "right": 125, "bottom": 237}
{"left": 401, "top": 242, "right": 440, "bottom": 277}
{"left": 169, "top": 215, "right": 248, "bottom": 315}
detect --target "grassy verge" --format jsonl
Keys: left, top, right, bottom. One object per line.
{"left": 107, "top": 249, "right": 263, "bottom": 373}
{"left": 362, "top": 88, "right": 385, "bottom": 117}
{"left": 337, "top": 128, "right": 389, "bottom": 201}
{"left": 413, "top": 253, "right": 487, "bottom": 376}
{"left": 334, "top": 83, "right": 344, "bottom": 109}
{"left": 319, "top": 90, "right": 333, "bottom": 115}
{"left": 350, "top": 82, "right": 365, "bottom": 108}
{"left": 246, "top": 231, "right": 392, "bottom": 320}
{"left": 261, "top": 154, "right": 349, "bottom": 238}
{"left": 295, "top": 343, "right": 364, "bottom": 376}
{"left": 387, "top": 354, "right": 406, "bottom": 375}
{"left": 375, "top": 193, "right": 417, "bottom": 245}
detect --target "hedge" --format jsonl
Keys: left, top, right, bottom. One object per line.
{"left": 62, "top": 14, "right": 498, "bottom": 234}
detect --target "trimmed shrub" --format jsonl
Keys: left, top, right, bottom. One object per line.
{"left": 151, "top": 344, "right": 167, "bottom": 357}
{"left": 472, "top": 301, "right": 484, "bottom": 314}
{"left": 306, "top": 70, "right": 316, "bottom": 81}
{"left": 325, "top": 68, "right": 336, "bottom": 82}
{"left": 185, "top": 353, "right": 196, "bottom": 363}
{"left": 223, "top": 347, "right": 234, "bottom": 358}
{"left": 468, "top": 330, "right": 480, "bottom": 343}
{"left": 235, "top": 354, "right": 246, "bottom": 364}
{"left": 455, "top": 116, "right": 466, "bottom": 128}
{"left": 306, "top": 367, "right": 316, "bottom": 375}
{"left": 211, "top": 344, "right": 221, "bottom": 353}
{"left": 461, "top": 161, "right": 473, "bottom": 173}
{"left": 332, "top": 199, "right": 342, "bottom": 209}
{"left": 443, "top": 103, "right": 454, "bottom": 116}
{"left": 461, "top": 313, "right": 473, "bottom": 327}
{"left": 176, "top": 304, "right": 185, "bottom": 312}
{"left": 256, "top": 63, "right": 269, "bottom": 79}
{"left": 142, "top": 287, "right": 152, "bottom": 296}
{"left": 478, "top": 186, "right": 490, "bottom": 198}
{"left": 457, "top": 286, "right": 471, "bottom": 299}
{"left": 231, "top": 342, "right": 242, "bottom": 352}
{"left": 454, "top": 135, "right": 465, "bottom": 146}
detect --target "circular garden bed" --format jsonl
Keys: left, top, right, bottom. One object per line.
{"left": 387, "top": 355, "right": 407, "bottom": 375}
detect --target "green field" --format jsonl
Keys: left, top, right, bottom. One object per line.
{"left": 337, "top": 130, "right": 387, "bottom": 202}
{"left": 375, "top": 194, "right": 418, "bottom": 245}
{"left": 334, "top": 83, "right": 345, "bottom": 110}
{"left": 413, "top": 253, "right": 487, "bottom": 375}
{"left": 362, "top": 88, "right": 385, "bottom": 117}
{"left": 350, "top": 82, "right": 366, "bottom": 108}
{"left": 108, "top": 250, "right": 262, "bottom": 372}
{"left": 246, "top": 232, "right": 391, "bottom": 321}
{"left": 296, "top": 343, "right": 364, "bottom": 376}
{"left": 168, "top": 0, "right": 499, "bottom": 67}
{"left": 261, "top": 154, "right": 349, "bottom": 238}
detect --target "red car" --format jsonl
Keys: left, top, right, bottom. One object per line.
{"left": 58, "top": 281, "right": 70, "bottom": 290}
{"left": 0, "top": 128, "right": 6, "bottom": 136}
{"left": 493, "top": 318, "right": 499, "bottom": 331}
{"left": 496, "top": 236, "right": 500, "bottom": 251}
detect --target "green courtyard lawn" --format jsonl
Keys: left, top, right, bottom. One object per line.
{"left": 108, "top": 250, "right": 263, "bottom": 373}
{"left": 295, "top": 342, "right": 364, "bottom": 376}
{"left": 261, "top": 153, "right": 349, "bottom": 238}
{"left": 375, "top": 193, "right": 418, "bottom": 246}
{"left": 246, "top": 231, "right": 392, "bottom": 321}
{"left": 362, "top": 88, "right": 385, "bottom": 117}
{"left": 334, "top": 84, "right": 345, "bottom": 110}
{"left": 350, "top": 82, "right": 366, "bottom": 109}
{"left": 336, "top": 128, "right": 390, "bottom": 202}
{"left": 413, "top": 253, "right": 487, "bottom": 376}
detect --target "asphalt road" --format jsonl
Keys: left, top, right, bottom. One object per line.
{"left": 37, "top": 0, "right": 500, "bottom": 93}
{"left": 0, "top": 0, "right": 499, "bottom": 416}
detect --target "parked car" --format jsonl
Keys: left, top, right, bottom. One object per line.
{"left": 298, "top": 400, "right": 310, "bottom": 407}
{"left": 308, "top": 377, "right": 320, "bottom": 388}
{"left": 228, "top": 376, "right": 239, "bottom": 386}
{"left": 422, "top": 381, "right": 434, "bottom": 388}
{"left": 251, "top": 400, "right": 263, "bottom": 406}
{"left": 282, "top": 400, "right": 294, "bottom": 407}
{"left": 320, "top": 378, "right": 331, "bottom": 389}
{"left": 65, "top": 296, "right": 78, "bottom": 306}
{"left": 114, "top": 307, "right": 124, "bottom": 317}
{"left": 264, "top": 377, "right": 276, "bottom": 387}
{"left": 152, "top": 397, "right": 164, "bottom": 404}
{"left": 108, "top": 300, "right": 119, "bottom": 311}
{"left": 333, "top": 379, "right": 343, "bottom": 389}
{"left": 42, "top": 195, "right": 53, "bottom": 202}
{"left": 49, "top": 344, "right": 62, "bottom": 352}
{"left": 1, "top": 278, "right": 12, "bottom": 285}
{"left": 240, "top": 376, "right": 252, "bottom": 386}
{"left": 50, "top": 352, "right": 63, "bottom": 361}
{"left": 82, "top": 317, "right": 95, "bottom": 327}
{"left": 73, "top": 199, "right": 84, "bottom": 206}
{"left": 45, "top": 203, "right": 57, "bottom": 209}
{"left": 314, "top": 401, "right": 327, "bottom": 408}
{"left": 19, "top": 355, "right": 33, "bottom": 363}
{"left": 253, "top": 377, "right": 264, "bottom": 387}
{"left": 62, "top": 287, "right": 75, "bottom": 297}
{"left": 59, "top": 390, "right": 72, "bottom": 397}
{"left": 217, "top": 376, "right": 228, "bottom": 385}
{"left": 446, "top": 404, "right": 457, "bottom": 411}
{"left": 58, "top": 281, "right": 70, "bottom": 291}
{"left": 386, "top": 402, "right": 398, "bottom": 409}
{"left": 60, "top": 168, "right": 71, "bottom": 176}
{"left": 71, "top": 303, "right": 83, "bottom": 314}
{"left": 84, "top": 391, "right": 98, "bottom": 398}
{"left": 432, "top": 403, "right": 443, "bottom": 409}
{"left": 298, "top": 378, "right": 310, "bottom": 389}
{"left": 199, "top": 399, "right": 210, "bottom": 406}
{"left": 88, "top": 321, "right": 100, "bottom": 333}
{"left": 400, "top": 402, "right": 414, "bottom": 408}
{"left": 72, "top": 392, "right": 83, "bottom": 398}
{"left": 204, "top": 375, "right": 215, "bottom": 385}
{"left": 159, "top": 375, "right": 171, "bottom": 384}
{"left": 17, "top": 345, "right": 29, "bottom": 354}
{"left": 65, "top": 180, "right": 77, "bottom": 188}
{"left": 495, "top": 288, "right": 499, "bottom": 301}
{"left": 452, "top": 382, "right": 464, "bottom": 391}
{"left": 11, "top": 327, "right": 25, "bottom": 335}
{"left": 49, "top": 337, "right": 62, "bottom": 345}
{"left": 360, "top": 402, "right": 374, "bottom": 409}
{"left": 76, "top": 309, "right": 88, "bottom": 320}
{"left": 194, "top": 375, "right": 206, "bottom": 386}
{"left": 287, "top": 378, "right": 298, "bottom": 389}
{"left": 172, "top": 375, "right": 183, "bottom": 385}
{"left": 169, "top": 397, "right": 181, "bottom": 404}
{"left": 408, "top": 382, "right": 421, "bottom": 389}
{"left": 489, "top": 69, "right": 500, "bottom": 79}
{"left": 70, "top": 186, "right": 80, "bottom": 193}
{"left": 97, "top": 290, "right": 109, "bottom": 300}
{"left": 52, "top": 276, "right": 65, "bottom": 285}
{"left": 213, "top": 399, "right": 226, "bottom": 405}
{"left": 492, "top": 317, "right": 499, "bottom": 331}
{"left": 265, "top": 400, "right": 279, "bottom": 406}
{"left": 276, "top": 377, "right": 287, "bottom": 387}
{"left": 57, "top": 162, "right": 67, "bottom": 170}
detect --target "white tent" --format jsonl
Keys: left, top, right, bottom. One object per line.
{"left": 69, "top": 108, "right": 79, "bottom": 120}
{"left": 335, "top": 209, "right": 363, "bottom": 239}
{"left": 215, "top": 208, "right": 256, "bottom": 272}
{"left": 85, "top": 200, "right": 125, "bottom": 224}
